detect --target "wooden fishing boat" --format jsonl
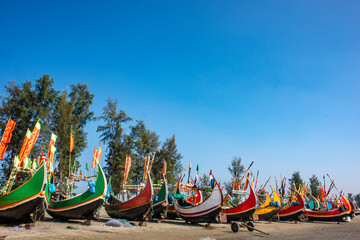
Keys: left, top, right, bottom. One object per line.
{"left": 44, "top": 164, "right": 107, "bottom": 220}
{"left": 254, "top": 189, "right": 281, "bottom": 221}
{"left": 105, "top": 173, "right": 153, "bottom": 221}
{"left": 277, "top": 191, "right": 305, "bottom": 221}
{"left": 222, "top": 185, "right": 257, "bottom": 222}
{"left": 151, "top": 176, "right": 168, "bottom": 219}
{"left": 167, "top": 188, "right": 202, "bottom": 219}
{"left": 174, "top": 180, "right": 222, "bottom": 224}
{"left": 0, "top": 163, "right": 47, "bottom": 223}
{"left": 303, "top": 195, "right": 351, "bottom": 222}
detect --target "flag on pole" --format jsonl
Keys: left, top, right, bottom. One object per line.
{"left": 86, "top": 162, "right": 89, "bottom": 171}
{"left": 148, "top": 153, "right": 155, "bottom": 173}
{"left": 123, "top": 156, "right": 132, "bottom": 185}
{"left": 142, "top": 155, "right": 150, "bottom": 183}
{"left": 19, "top": 129, "right": 31, "bottom": 162}
{"left": 70, "top": 129, "right": 74, "bottom": 153}
{"left": 0, "top": 142, "right": 8, "bottom": 160}
{"left": 48, "top": 145, "right": 56, "bottom": 172}
{"left": 162, "top": 160, "right": 167, "bottom": 176}
{"left": 1, "top": 118, "right": 16, "bottom": 144}
{"left": 23, "top": 120, "right": 41, "bottom": 161}
{"left": 97, "top": 145, "right": 102, "bottom": 164}
{"left": 47, "top": 133, "right": 57, "bottom": 169}
{"left": 187, "top": 163, "right": 192, "bottom": 184}
{"left": 0, "top": 118, "right": 16, "bottom": 159}
{"left": 92, "top": 145, "right": 97, "bottom": 168}
{"left": 195, "top": 164, "right": 199, "bottom": 184}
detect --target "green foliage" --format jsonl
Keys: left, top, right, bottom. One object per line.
{"left": 96, "top": 98, "right": 133, "bottom": 194}
{"left": 0, "top": 75, "right": 58, "bottom": 184}
{"left": 309, "top": 174, "right": 321, "bottom": 197}
{"left": 0, "top": 75, "right": 94, "bottom": 191}
{"left": 227, "top": 156, "right": 245, "bottom": 185}
{"left": 289, "top": 171, "right": 304, "bottom": 190}
{"left": 153, "top": 135, "right": 183, "bottom": 192}
{"left": 129, "top": 120, "right": 160, "bottom": 184}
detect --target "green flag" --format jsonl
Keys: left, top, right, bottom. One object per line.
{"left": 86, "top": 162, "right": 89, "bottom": 171}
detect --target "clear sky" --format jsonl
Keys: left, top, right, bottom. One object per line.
{"left": 1, "top": 1, "right": 359, "bottom": 194}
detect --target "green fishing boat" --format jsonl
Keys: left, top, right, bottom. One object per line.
{"left": 0, "top": 163, "right": 47, "bottom": 223}
{"left": 151, "top": 176, "right": 168, "bottom": 219}
{"left": 44, "top": 164, "right": 107, "bottom": 220}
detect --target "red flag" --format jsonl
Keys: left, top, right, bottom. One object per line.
{"left": 1, "top": 118, "right": 16, "bottom": 144}
{"left": 92, "top": 146, "right": 97, "bottom": 168}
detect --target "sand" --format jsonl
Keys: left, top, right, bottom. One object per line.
{"left": 1, "top": 210, "right": 360, "bottom": 240}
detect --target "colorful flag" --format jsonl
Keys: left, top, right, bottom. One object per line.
{"left": 1, "top": 118, "right": 16, "bottom": 144}
{"left": 22, "top": 120, "right": 41, "bottom": 161}
{"left": 195, "top": 164, "right": 199, "bottom": 184}
{"left": 13, "top": 155, "right": 20, "bottom": 168}
{"left": 32, "top": 158, "right": 37, "bottom": 170}
{"left": 86, "top": 162, "right": 89, "bottom": 171}
{"left": 47, "top": 133, "right": 57, "bottom": 169}
{"left": 92, "top": 145, "right": 97, "bottom": 168}
{"left": 142, "top": 155, "right": 150, "bottom": 183}
{"left": 0, "top": 118, "right": 16, "bottom": 159}
{"left": 48, "top": 145, "right": 56, "bottom": 171}
{"left": 97, "top": 145, "right": 102, "bottom": 163}
{"left": 148, "top": 153, "right": 155, "bottom": 173}
{"left": 162, "top": 160, "right": 167, "bottom": 176}
{"left": 123, "top": 156, "right": 132, "bottom": 185}
{"left": 0, "top": 142, "right": 8, "bottom": 159}
{"left": 19, "top": 129, "right": 31, "bottom": 163}
{"left": 70, "top": 129, "right": 74, "bottom": 153}
{"left": 79, "top": 170, "right": 82, "bottom": 177}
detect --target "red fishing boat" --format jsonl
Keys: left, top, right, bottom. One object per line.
{"left": 303, "top": 195, "right": 351, "bottom": 222}
{"left": 222, "top": 185, "right": 257, "bottom": 222}
{"left": 105, "top": 174, "right": 153, "bottom": 221}
{"left": 277, "top": 191, "right": 305, "bottom": 221}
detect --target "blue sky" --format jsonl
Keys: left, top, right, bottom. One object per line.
{"left": 1, "top": 1, "right": 359, "bottom": 193}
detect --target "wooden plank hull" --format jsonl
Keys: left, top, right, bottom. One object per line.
{"left": 304, "top": 195, "right": 351, "bottom": 222}
{"left": 45, "top": 164, "right": 107, "bottom": 220}
{"left": 278, "top": 192, "right": 305, "bottom": 221}
{"left": 0, "top": 164, "right": 47, "bottom": 223}
{"left": 105, "top": 174, "right": 153, "bottom": 221}
{"left": 222, "top": 185, "right": 257, "bottom": 222}
{"left": 175, "top": 181, "right": 222, "bottom": 223}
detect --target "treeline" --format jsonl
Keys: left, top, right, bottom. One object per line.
{"left": 0, "top": 75, "right": 182, "bottom": 193}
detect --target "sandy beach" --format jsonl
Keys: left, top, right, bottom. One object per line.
{"left": 1, "top": 209, "right": 359, "bottom": 240}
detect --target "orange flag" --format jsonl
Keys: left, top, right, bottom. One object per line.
{"left": 19, "top": 129, "right": 31, "bottom": 162}
{"left": 0, "top": 142, "right": 8, "bottom": 159}
{"left": 97, "top": 145, "right": 102, "bottom": 164}
{"left": 70, "top": 129, "right": 74, "bottom": 153}
{"left": 162, "top": 160, "right": 167, "bottom": 176}
{"left": 1, "top": 118, "right": 16, "bottom": 144}
{"left": 92, "top": 145, "right": 97, "bottom": 168}
{"left": 47, "top": 133, "right": 57, "bottom": 159}
{"left": 22, "top": 120, "right": 41, "bottom": 161}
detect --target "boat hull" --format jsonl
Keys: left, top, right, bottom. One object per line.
{"left": 222, "top": 185, "right": 257, "bottom": 222}
{"left": 45, "top": 164, "right": 107, "bottom": 220}
{"left": 105, "top": 174, "right": 153, "bottom": 221}
{"left": 175, "top": 180, "right": 222, "bottom": 223}
{"left": 303, "top": 195, "right": 351, "bottom": 222}
{"left": 0, "top": 164, "right": 47, "bottom": 223}
{"left": 278, "top": 192, "right": 305, "bottom": 221}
